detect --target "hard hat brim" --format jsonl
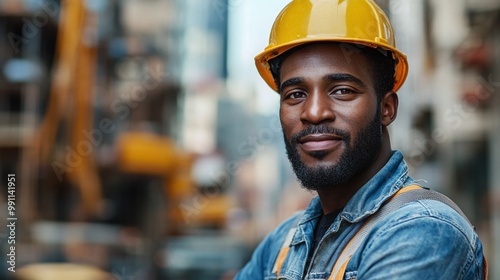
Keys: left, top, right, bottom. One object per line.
{"left": 255, "top": 38, "right": 408, "bottom": 93}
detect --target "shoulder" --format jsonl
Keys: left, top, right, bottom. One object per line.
{"left": 352, "top": 198, "right": 484, "bottom": 279}
{"left": 235, "top": 211, "right": 304, "bottom": 280}
{"left": 380, "top": 198, "right": 478, "bottom": 246}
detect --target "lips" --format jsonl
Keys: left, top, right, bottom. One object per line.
{"left": 298, "top": 134, "right": 343, "bottom": 152}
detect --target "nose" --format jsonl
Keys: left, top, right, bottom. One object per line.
{"left": 300, "top": 91, "right": 335, "bottom": 125}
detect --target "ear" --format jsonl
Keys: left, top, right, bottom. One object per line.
{"left": 380, "top": 91, "right": 398, "bottom": 126}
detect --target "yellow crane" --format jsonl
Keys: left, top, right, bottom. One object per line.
{"left": 29, "top": 0, "right": 230, "bottom": 230}
{"left": 32, "top": 0, "right": 102, "bottom": 218}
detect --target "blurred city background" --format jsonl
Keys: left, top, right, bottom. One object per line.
{"left": 0, "top": 0, "right": 499, "bottom": 279}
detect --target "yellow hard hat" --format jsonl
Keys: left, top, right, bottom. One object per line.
{"left": 255, "top": 0, "right": 409, "bottom": 92}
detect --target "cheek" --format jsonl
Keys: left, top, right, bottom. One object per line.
{"left": 339, "top": 99, "right": 378, "bottom": 124}
{"left": 279, "top": 106, "right": 296, "bottom": 138}
{"left": 335, "top": 102, "right": 379, "bottom": 144}
{"left": 279, "top": 109, "right": 289, "bottom": 131}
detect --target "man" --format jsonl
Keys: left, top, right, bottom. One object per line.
{"left": 236, "top": 0, "right": 487, "bottom": 279}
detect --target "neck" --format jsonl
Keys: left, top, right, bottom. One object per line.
{"left": 317, "top": 129, "right": 392, "bottom": 214}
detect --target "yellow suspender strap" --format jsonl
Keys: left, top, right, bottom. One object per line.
{"left": 272, "top": 225, "right": 299, "bottom": 277}
{"left": 275, "top": 185, "right": 486, "bottom": 280}
{"left": 329, "top": 184, "right": 489, "bottom": 280}
{"left": 327, "top": 184, "right": 422, "bottom": 280}
{"left": 274, "top": 185, "right": 422, "bottom": 279}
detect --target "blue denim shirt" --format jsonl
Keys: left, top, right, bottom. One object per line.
{"left": 235, "top": 151, "right": 485, "bottom": 280}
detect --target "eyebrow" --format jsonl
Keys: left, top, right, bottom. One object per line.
{"left": 324, "top": 73, "right": 366, "bottom": 88}
{"left": 279, "top": 73, "right": 366, "bottom": 93}
{"left": 279, "top": 77, "right": 304, "bottom": 92}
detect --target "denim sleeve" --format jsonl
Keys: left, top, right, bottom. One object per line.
{"left": 234, "top": 233, "right": 272, "bottom": 280}
{"left": 235, "top": 213, "right": 302, "bottom": 280}
{"left": 348, "top": 200, "right": 484, "bottom": 280}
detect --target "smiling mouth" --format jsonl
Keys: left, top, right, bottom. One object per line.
{"left": 299, "top": 134, "right": 343, "bottom": 153}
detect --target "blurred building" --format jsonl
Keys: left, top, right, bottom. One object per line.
{"left": 0, "top": 0, "right": 243, "bottom": 279}
{"left": 389, "top": 0, "right": 500, "bottom": 277}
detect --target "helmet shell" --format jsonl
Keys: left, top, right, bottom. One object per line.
{"left": 255, "top": 0, "right": 409, "bottom": 92}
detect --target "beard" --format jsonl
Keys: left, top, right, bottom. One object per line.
{"left": 284, "top": 112, "right": 382, "bottom": 191}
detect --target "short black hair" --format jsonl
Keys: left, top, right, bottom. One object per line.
{"left": 269, "top": 43, "right": 396, "bottom": 101}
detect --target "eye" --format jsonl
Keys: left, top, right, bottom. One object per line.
{"left": 291, "top": 91, "right": 307, "bottom": 99}
{"left": 332, "top": 88, "right": 356, "bottom": 95}
{"left": 287, "top": 91, "right": 307, "bottom": 99}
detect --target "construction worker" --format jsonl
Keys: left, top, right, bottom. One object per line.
{"left": 236, "top": 0, "right": 487, "bottom": 279}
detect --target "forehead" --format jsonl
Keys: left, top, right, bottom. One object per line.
{"left": 279, "top": 43, "right": 374, "bottom": 86}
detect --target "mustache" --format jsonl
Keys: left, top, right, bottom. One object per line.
{"left": 290, "top": 125, "right": 350, "bottom": 144}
